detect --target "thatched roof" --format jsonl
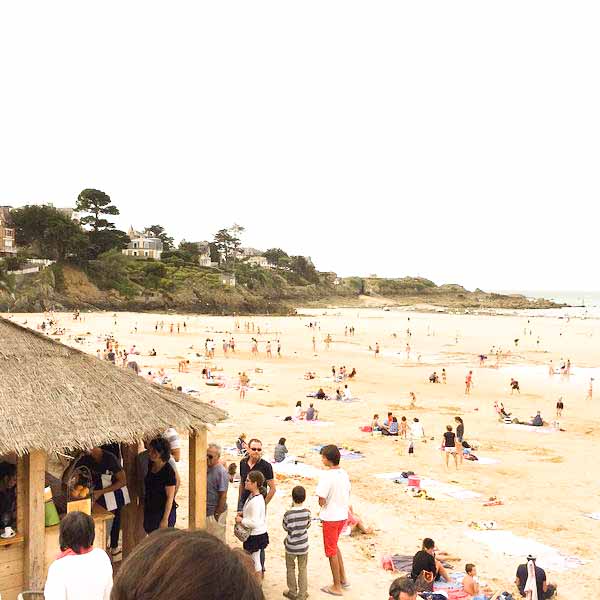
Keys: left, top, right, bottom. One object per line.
{"left": 0, "top": 317, "right": 227, "bottom": 455}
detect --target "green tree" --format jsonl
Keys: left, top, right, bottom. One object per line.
{"left": 11, "top": 205, "right": 89, "bottom": 261}
{"left": 263, "top": 248, "right": 290, "bottom": 267}
{"left": 289, "top": 255, "right": 319, "bottom": 283}
{"left": 144, "top": 225, "right": 174, "bottom": 251}
{"left": 87, "top": 249, "right": 135, "bottom": 294}
{"left": 76, "top": 189, "right": 119, "bottom": 231}
{"left": 213, "top": 224, "right": 244, "bottom": 264}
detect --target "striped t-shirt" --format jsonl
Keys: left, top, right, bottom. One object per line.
{"left": 282, "top": 506, "right": 311, "bottom": 555}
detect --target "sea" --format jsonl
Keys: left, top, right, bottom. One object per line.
{"left": 495, "top": 290, "right": 600, "bottom": 319}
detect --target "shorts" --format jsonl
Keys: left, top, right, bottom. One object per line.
{"left": 444, "top": 446, "right": 456, "bottom": 453}
{"left": 322, "top": 520, "right": 346, "bottom": 557}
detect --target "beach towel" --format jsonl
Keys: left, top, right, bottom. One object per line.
{"left": 473, "top": 456, "right": 500, "bottom": 465}
{"left": 419, "top": 478, "right": 481, "bottom": 500}
{"left": 524, "top": 559, "right": 538, "bottom": 600}
{"left": 504, "top": 424, "right": 557, "bottom": 434}
{"left": 375, "top": 472, "right": 409, "bottom": 480}
{"left": 311, "top": 446, "right": 364, "bottom": 460}
{"left": 464, "top": 530, "right": 585, "bottom": 572}
{"left": 584, "top": 512, "right": 600, "bottom": 520}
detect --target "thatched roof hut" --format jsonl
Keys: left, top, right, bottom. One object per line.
{"left": 0, "top": 316, "right": 226, "bottom": 594}
{"left": 0, "top": 317, "right": 226, "bottom": 455}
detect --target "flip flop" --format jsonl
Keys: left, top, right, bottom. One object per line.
{"left": 342, "top": 582, "right": 351, "bottom": 589}
{"left": 320, "top": 587, "right": 343, "bottom": 596}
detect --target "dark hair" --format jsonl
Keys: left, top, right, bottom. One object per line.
{"left": 248, "top": 438, "right": 262, "bottom": 448}
{"left": 422, "top": 537, "right": 435, "bottom": 550}
{"left": 455, "top": 416, "right": 463, "bottom": 424}
{"left": 111, "top": 529, "right": 264, "bottom": 600}
{"left": 388, "top": 412, "right": 393, "bottom": 417}
{"left": 320, "top": 444, "right": 341, "bottom": 466}
{"left": 292, "top": 485, "right": 306, "bottom": 504}
{"left": 278, "top": 438, "right": 286, "bottom": 445}
{"left": 149, "top": 437, "right": 171, "bottom": 462}
{"left": 247, "top": 470, "right": 265, "bottom": 487}
{"left": 59, "top": 511, "right": 95, "bottom": 553}
{"left": 392, "top": 417, "right": 398, "bottom": 422}
{"left": 401, "top": 416, "right": 407, "bottom": 422}
{"left": 296, "top": 401, "right": 302, "bottom": 407}
{"left": 465, "top": 563, "right": 475, "bottom": 574}
{"left": 389, "top": 576, "right": 417, "bottom": 599}
{"left": 446, "top": 425, "right": 452, "bottom": 432}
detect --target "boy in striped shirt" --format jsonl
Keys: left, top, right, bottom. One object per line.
{"left": 282, "top": 485, "right": 311, "bottom": 600}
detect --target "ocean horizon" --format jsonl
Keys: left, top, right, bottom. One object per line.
{"left": 494, "top": 290, "right": 600, "bottom": 318}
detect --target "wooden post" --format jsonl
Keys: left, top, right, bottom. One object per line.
{"left": 188, "top": 428, "right": 207, "bottom": 529}
{"left": 24, "top": 450, "right": 46, "bottom": 590}
{"left": 120, "top": 442, "right": 142, "bottom": 558}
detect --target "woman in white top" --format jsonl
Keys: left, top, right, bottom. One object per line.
{"left": 410, "top": 417, "right": 425, "bottom": 440}
{"left": 44, "top": 511, "right": 113, "bottom": 600}
{"left": 236, "top": 470, "right": 269, "bottom": 581}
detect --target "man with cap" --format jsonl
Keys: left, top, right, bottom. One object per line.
{"left": 515, "top": 555, "right": 557, "bottom": 599}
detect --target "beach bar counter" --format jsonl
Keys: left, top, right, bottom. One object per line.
{"left": 0, "top": 317, "right": 226, "bottom": 599}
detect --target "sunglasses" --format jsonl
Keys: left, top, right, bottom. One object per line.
{"left": 250, "top": 447, "right": 262, "bottom": 452}
{"left": 207, "top": 454, "right": 216, "bottom": 459}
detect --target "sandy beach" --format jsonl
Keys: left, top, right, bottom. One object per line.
{"left": 6, "top": 307, "right": 600, "bottom": 598}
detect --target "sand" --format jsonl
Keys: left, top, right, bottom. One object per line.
{"left": 6, "top": 307, "right": 600, "bottom": 598}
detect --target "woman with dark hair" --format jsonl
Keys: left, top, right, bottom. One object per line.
{"left": 111, "top": 528, "right": 264, "bottom": 600}
{"left": 44, "top": 511, "right": 113, "bottom": 600}
{"left": 273, "top": 438, "right": 288, "bottom": 463}
{"left": 236, "top": 470, "right": 269, "bottom": 581}
{"left": 143, "top": 437, "right": 177, "bottom": 533}
{"left": 454, "top": 417, "right": 465, "bottom": 465}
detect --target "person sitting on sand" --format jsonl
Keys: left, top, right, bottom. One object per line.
{"left": 372, "top": 414, "right": 381, "bottom": 431}
{"left": 315, "top": 388, "right": 326, "bottom": 400}
{"left": 294, "top": 401, "right": 306, "bottom": 420}
{"left": 380, "top": 412, "right": 393, "bottom": 435}
{"left": 410, "top": 538, "right": 450, "bottom": 585}
{"left": 274, "top": 438, "right": 288, "bottom": 463}
{"left": 348, "top": 368, "right": 357, "bottom": 379}
{"left": 515, "top": 554, "right": 557, "bottom": 599}
{"left": 306, "top": 403, "right": 319, "bottom": 421}
{"left": 345, "top": 506, "right": 373, "bottom": 535}
{"left": 149, "top": 348, "right": 157, "bottom": 357}
{"left": 343, "top": 384, "right": 352, "bottom": 400}
{"left": 335, "top": 389, "right": 343, "bottom": 401}
{"left": 530, "top": 411, "right": 544, "bottom": 427}
{"left": 236, "top": 434, "right": 248, "bottom": 456}
{"left": 428, "top": 372, "right": 439, "bottom": 383}
{"left": 462, "top": 563, "right": 483, "bottom": 598}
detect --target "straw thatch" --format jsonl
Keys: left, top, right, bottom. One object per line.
{"left": 0, "top": 317, "right": 227, "bottom": 455}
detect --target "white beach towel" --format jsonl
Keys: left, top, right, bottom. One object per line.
{"left": 524, "top": 559, "right": 538, "bottom": 600}
{"left": 504, "top": 424, "right": 557, "bottom": 434}
{"left": 272, "top": 458, "right": 323, "bottom": 479}
{"left": 584, "top": 512, "right": 600, "bottom": 520}
{"left": 465, "top": 530, "right": 585, "bottom": 572}
{"left": 420, "top": 478, "right": 481, "bottom": 500}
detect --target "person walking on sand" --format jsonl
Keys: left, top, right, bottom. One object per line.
{"left": 374, "top": 342, "right": 380, "bottom": 358}
{"left": 442, "top": 425, "right": 458, "bottom": 470}
{"left": 556, "top": 397, "right": 564, "bottom": 418}
{"left": 465, "top": 371, "right": 473, "bottom": 395}
{"left": 239, "top": 372, "right": 250, "bottom": 400}
{"left": 587, "top": 378, "right": 593, "bottom": 400}
{"left": 266, "top": 341, "right": 272, "bottom": 358}
{"left": 312, "top": 336, "right": 316, "bottom": 353}
{"left": 454, "top": 417, "right": 464, "bottom": 465}
{"left": 316, "top": 445, "right": 351, "bottom": 596}
{"left": 442, "top": 369, "right": 447, "bottom": 384}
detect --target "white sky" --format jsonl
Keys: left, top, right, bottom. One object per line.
{"left": 1, "top": 2, "right": 598, "bottom": 292}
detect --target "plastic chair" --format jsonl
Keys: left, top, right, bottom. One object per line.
{"left": 17, "top": 592, "right": 45, "bottom": 600}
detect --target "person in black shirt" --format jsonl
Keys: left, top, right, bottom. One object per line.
{"left": 515, "top": 556, "right": 556, "bottom": 599}
{"left": 0, "top": 462, "right": 17, "bottom": 529}
{"left": 410, "top": 538, "right": 450, "bottom": 584}
{"left": 143, "top": 438, "right": 177, "bottom": 533}
{"left": 442, "top": 426, "right": 458, "bottom": 470}
{"left": 77, "top": 447, "right": 126, "bottom": 554}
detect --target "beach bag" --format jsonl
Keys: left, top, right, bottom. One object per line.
{"left": 234, "top": 522, "right": 252, "bottom": 542}
{"left": 360, "top": 426, "right": 372, "bottom": 432}
{"left": 100, "top": 474, "right": 130, "bottom": 511}
{"left": 415, "top": 570, "right": 434, "bottom": 592}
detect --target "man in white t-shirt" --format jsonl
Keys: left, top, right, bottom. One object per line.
{"left": 316, "top": 444, "right": 351, "bottom": 596}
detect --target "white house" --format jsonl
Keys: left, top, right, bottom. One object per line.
{"left": 246, "top": 255, "right": 270, "bottom": 268}
{"left": 220, "top": 273, "right": 236, "bottom": 287}
{"left": 122, "top": 227, "right": 163, "bottom": 260}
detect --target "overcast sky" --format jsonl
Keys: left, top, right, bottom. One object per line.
{"left": 1, "top": 2, "right": 598, "bottom": 292}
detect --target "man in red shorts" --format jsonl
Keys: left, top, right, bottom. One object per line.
{"left": 316, "top": 444, "right": 351, "bottom": 596}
